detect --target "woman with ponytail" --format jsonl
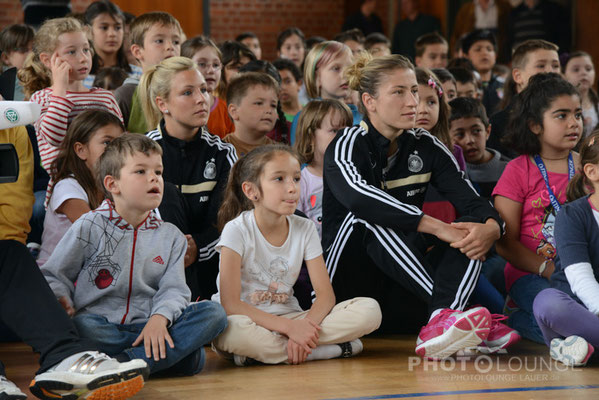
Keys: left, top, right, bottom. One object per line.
{"left": 140, "top": 56, "right": 237, "bottom": 300}
{"left": 321, "top": 52, "right": 508, "bottom": 360}
{"left": 532, "top": 131, "right": 599, "bottom": 367}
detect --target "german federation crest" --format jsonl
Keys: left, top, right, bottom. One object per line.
{"left": 204, "top": 158, "right": 217, "bottom": 179}
{"left": 408, "top": 151, "right": 423, "bottom": 173}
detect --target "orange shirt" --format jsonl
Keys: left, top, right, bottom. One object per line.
{"left": 206, "top": 97, "right": 234, "bottom": 139}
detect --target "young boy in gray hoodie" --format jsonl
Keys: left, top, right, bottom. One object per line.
{"left": 41, "top": 133, "right": 227, "bottom": 376}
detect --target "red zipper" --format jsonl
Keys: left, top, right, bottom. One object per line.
{"left": 121, "top": 228, "right": 137, "bottom": 324}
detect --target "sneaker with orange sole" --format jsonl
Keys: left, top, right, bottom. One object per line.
{"left": 30, "top": 351, "right": 148, "bottom": 400}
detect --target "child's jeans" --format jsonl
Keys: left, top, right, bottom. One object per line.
{"left": 533, "top": 288, "right": 599, "bottom": 348}
{"left": 73, "top": 301, "right": 227, "bottom": 375}
{"left": 507, "top": 274, "right": 549, "bottom": 344}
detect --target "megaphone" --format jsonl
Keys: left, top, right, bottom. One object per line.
{"left": 0, "top": 101, "right": 41, "bottom": 130}
{"left": 0, "top": 101, "right": 41, "bottom": 183}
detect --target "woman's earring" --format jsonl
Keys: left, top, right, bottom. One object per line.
{"left": 254, "top": 196, "right": 258, "bottom": 200}
{"left": 165, "top": 110, "right": 170, "bottom": 115}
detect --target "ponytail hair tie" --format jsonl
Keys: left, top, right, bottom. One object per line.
{"left": 428, "top": 76, "right": 443, "bottom": 98}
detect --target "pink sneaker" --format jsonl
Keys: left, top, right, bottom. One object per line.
{"left": 479, "top": 314, "right": 521, "bottom": 353}
{"left": 415, "top": 307, "right": 491, "bottom": 360}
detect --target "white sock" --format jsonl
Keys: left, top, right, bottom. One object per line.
{"left": 429, "top": 308, "right": 444, "bottom": 321}
{"left": 306, "top": 344, "right": 342, "bottom": 361}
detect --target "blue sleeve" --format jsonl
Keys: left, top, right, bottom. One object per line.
{"left": 555, "top": 200, "right": 592, "bottom": 268}
{"left": 290, "top": 110, "right": 301, "bottom": 145}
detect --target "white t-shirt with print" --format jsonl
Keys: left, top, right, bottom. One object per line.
{"left": 38, "top": 178, "right": 89, "bottom": 267}
{"left": 212, "top": 210, "right": 322, "bottom": 315}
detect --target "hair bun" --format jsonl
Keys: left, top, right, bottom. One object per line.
{"left": 346, "top": 51, "right": 373, "bottom": 91}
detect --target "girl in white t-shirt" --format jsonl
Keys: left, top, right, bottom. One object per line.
{"left": 37, "top": 110, "right": 124, "bottom": 266}
{"left": 212, "top": 144, "right": 381, "bottom": 366}
{"left": 294, "top": 99, "right": 353, "bottom": 238}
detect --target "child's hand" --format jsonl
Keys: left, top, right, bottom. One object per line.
{"left": 183, "top": 235, "right": 197, "bottom": 268}
{"left": 50, "top": 52, "right": 71, "bottom": 97}
{"left": 132, "top": 314, "right": 174, "bottom": 361}
{"left": 285, "top": 318, "right": 320, "bottom": 353}
{"left": 58, "top": 296, "right": 75, "bottom": 317}
{"left": 287, "top": 339, "right": 310, "bottom": 364}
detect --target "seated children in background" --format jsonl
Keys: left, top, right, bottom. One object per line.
{"left": 41, "top": 133, "right": 228, "bottom": 376}
{"left": 414, "top": 32, "right": 448, "bottom": 69}
{"left": 489, "top": 39, "right": 560, "bottom": 157}
{"left": 273, "top": 58, "right": 303, "bottom": 123}
{"left": 461, "top": 29, "right": 503, "bottom": 116}
{"left": 223, "top": 72, "right": 278, "bottom": 157}
{"left": 334, "top": 28, "right": 366, "bottom": 56}
{"left": 216, "top": 40, "right": 256, "bottom": 99}
{"left": 37, "top": 110, "right": 123, "bottom": 267}
{"left": 448, "top": 67, "right": 479, "bottom": 99}
{"left": 449, "top": 97, "right": 510, "bottom": 299}
{"left": 493, "top": 74, "right": 583, "bottom": 344}
{"left": 212, "top": 145, "right": 382, "bottom": 366}
{"left": 239, "top": 60, "right": 290, "bottom": 143}
{"left": 19, "top": 17, "right": 123, "bottom": 198}
{"left": 236, "top": 32, "right": 262, "bottom": 60}
{"left": 449, "top": 97, "right": 509, "bottom": 199}
{"left": 0, "top": 23, "right": 33, "bottom": 101}
{"left": 364, "top": 32, "right": 391, "bottom": 57}
{"left": 295, "top": 99, "right": 353, "bottom": 237}
{"left": 114, "top": 12, "right": 182, "bottom": 133}
{"left": 182, "top": 35, "right": 234, "bottom": 138}
{"left": 277, "top": 28, "right": 308, "bottom": 104}
{"left": 93, "top": 66, "right": 128, "bottom": 92}
{"left": 533, "top": 132, "right": 599, "bottom": 367}
{"left": 83, "top": 1, "right": 140, "bottom": 88}
{"left": 562, "top": 52, "right": 598, "bottom": 138}
{"left": 432, "top": 68, "right": 457, "bottom": 101}
{"left": 290, "top": 41, "right": 357, "bottom": 144}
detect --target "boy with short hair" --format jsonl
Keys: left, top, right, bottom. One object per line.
{"left": 223, "top": 72, "right": 278, "bottom": 157}
{"left": 414, "top": 32, "right": 448, "bottom": 69}
{"left": 461, "top": 29, "right": 503, "bottom": 116}
{"left": 488, "top": 39, "right": 560, "bottom": 156}
{"left": 448, "top": 67, "right": 479, "bottom": 99}
{"left": 41, "top": 133, "right": 228, "bottom": 376}
{"left": 0, "top": 24, "right": 34, "bottom": 101}
{"left": 236, "top": 32, "right": 262, "bottom": 60}
{"left": 273, "top": 58, "right": 302, "bottom": 122}
{"left": 114, "top": 12, "right": 183, "bottom": 133}
{"left": 364, "top": 32, "right": 391, "bottom": 57}
{"left": 449, "top": 97, "right": 509, "bottom": 199}
{"left": 333, "top": 28, "right": 365, "bottom": 55}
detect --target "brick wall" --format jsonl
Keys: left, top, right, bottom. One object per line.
{"left": 209, "top": 0, "right": 347, "bottom": 61}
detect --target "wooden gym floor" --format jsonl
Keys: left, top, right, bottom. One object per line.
{"left": 2, "top": 335, "right": 599, "bottom": 399}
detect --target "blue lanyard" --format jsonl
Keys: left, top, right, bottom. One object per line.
{"left": 533, "top": 153, "right": 575, "bottom": 212}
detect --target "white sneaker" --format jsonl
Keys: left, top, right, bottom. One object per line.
{"left": 0, "top": 375, "right": 27, "bottom": 399}
{"left": 29, "top": 351, "right": 148, "bottom": 400}
{"left": 550, "top": 336, "right": 594, "bottom": 367}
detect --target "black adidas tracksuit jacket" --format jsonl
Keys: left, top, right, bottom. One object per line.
{"left": 147, "top": 120, "right": 237, "bottom": 299}
{"left": 322, "top": 118, "right": 504, "bottom": 313}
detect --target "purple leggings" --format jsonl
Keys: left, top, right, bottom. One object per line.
{"left": 533, "top": 288, "right": 599, "bottom": 347}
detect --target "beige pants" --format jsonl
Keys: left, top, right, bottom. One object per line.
{"left": 213, "top": 297, "right": 382, "bottom": 364}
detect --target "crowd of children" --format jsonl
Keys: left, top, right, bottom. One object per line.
{"left": 1, "top": 1, "right": 599, "bottom": 398}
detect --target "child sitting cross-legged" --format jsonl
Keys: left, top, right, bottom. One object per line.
{"left": 41, "top": 133, "right": 228, "bottom": 376}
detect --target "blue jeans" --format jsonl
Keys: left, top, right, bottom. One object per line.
{"left": 507, "top": 274, "right": 550, "bottom": 344}
{"left": 73, "top": 301, "right": 227, "bottom": 375}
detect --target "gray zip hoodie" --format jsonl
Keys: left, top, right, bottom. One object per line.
{"left": 42, "top": 199, "right": 190, "bottom": 325}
